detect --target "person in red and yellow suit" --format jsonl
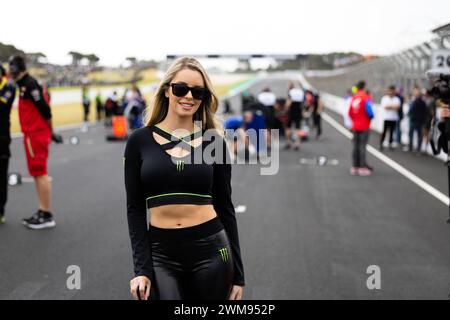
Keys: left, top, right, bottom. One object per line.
{"left": 8, "top": 56, "right": 63, "bottom": 229}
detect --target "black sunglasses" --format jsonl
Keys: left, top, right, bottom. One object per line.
{"left": 170, "top": 83, "right": 208, "bottom": 100}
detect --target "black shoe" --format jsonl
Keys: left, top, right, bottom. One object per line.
{"left": 293, "top": 145, "right": 300, "bottom": 151}
{"left": 22, "top": 210, "right": 56, "bottom": 230}
{"left": 283, "top": 144, "right": 291, "bottom": 150}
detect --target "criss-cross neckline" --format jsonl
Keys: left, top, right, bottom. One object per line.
{"left": 149, "top": 124, "right": 204, "bottom": 158}
{"left": 154, "top": 124, "right": 201, "bottom": 141}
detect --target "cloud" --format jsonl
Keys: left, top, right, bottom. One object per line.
{"left": 1, "top": 0, "right": 448, "bottom": 66}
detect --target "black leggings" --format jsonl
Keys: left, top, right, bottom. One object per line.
{"left": 149, "top": 217, "right": 234, "bottom": 300}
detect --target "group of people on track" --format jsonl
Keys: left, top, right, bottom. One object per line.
{"left": 346, "top": 80, "right": 450, "bottom": 176}
{"left": 81, "top": 84, "right": 147, "bottom": 130}
{"left": 223, "top": 81, "right": 324, "bottom": 159}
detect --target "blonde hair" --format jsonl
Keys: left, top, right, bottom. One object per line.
{"left": 144, "top": 57, "right": 222, "bottom": 134}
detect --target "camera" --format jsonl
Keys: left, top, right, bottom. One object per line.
{"left": 427, "top": 73, "right": 450, "bottom": 104}
{"left": 426, "top": 71, "right": 450, "bottom": 155}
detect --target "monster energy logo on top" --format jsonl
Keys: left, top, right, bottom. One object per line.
{"left": 176, "top": 160, "right": 185, "bottom": 172}
{"left": 218, "top": 248, "right": 229, "bottom": 262}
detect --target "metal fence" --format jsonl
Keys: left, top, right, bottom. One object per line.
{"left": 305, "top": 36, "right": 450, "bottom": 102}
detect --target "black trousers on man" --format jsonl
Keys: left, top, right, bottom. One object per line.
{"left": 352, "top": 130, "right": 369, "bottom": 168}
{"left": 380, "top": 120, "right": 397, "bottom": 148}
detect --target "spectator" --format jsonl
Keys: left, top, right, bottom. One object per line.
{"left": 348, "top": 81, "right": 374, "bottom": 176}
{"left": 312, "top": 91, "right": 323, "bottom": 139}
{"left": 82, "top": 85, "right": 91, "bottom": 122}
{"left": 379, "top": 85, "right": 401, "bottom": 151}
{"left": 95, "top": 92, "right": 104, "bottom": 122}
{"left": 284, "top": 82, "right": 304, "bottom": 151}
{"left": 257, "top": 87, "right": 277, "bottom": 150}
{"left": 408, "top": 87, "right": 429, "bottom": 153}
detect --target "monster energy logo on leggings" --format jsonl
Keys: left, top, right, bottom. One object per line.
{"left": 176, "top": 160, "right": 185, "bottom": 172}
{"left": 218, "top": 248, "right": 229, "bottom": 262}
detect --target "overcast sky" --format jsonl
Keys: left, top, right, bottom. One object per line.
{"left": 1, "top": 0, "right": 449, "bottom": 66}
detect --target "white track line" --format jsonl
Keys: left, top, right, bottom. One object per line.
{"left": 321, "top": 112, "right": 450, "bottom": 207}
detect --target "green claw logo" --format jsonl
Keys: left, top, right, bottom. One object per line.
{"left": 176, "top": 160, "right": 185, "bottom": 172}
{"left": 218, "top": 248, "right": 229, "bottom": 262}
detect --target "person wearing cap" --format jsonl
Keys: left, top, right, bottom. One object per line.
{"left": 0, "top": 64, "right": 16, "bottom": 224}
{"left": 8, "top": 55, "right": 63, "bottom": 229}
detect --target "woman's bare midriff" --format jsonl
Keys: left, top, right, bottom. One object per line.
{"left": 149, "top": 204, "right": 217, "bottom": 229}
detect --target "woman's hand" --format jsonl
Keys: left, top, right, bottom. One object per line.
{"left": 228, "top": 285, "right": 243, "bottom": 300}
{"left": 130, "top": 276, "right": 151, "bottom": 300}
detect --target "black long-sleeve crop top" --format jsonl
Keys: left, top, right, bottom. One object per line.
{"left": 124, "top": 124, "right": 245, "bottom": 286}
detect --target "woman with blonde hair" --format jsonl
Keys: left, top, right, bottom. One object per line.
{"left": 124, "top": 57, "right": 245, "bottom": 300}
